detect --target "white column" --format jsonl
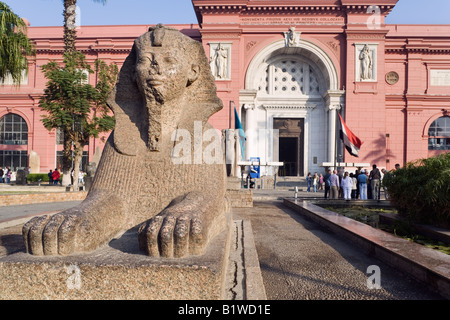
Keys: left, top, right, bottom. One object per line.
{"left": 244, "top": 104, "right": 257, "bottom": 161}
{"left": 324, "top": 90, "right": 345, "bottom": 168}
{"left": 328, "top": 104, "right": 341, "bottom": 168}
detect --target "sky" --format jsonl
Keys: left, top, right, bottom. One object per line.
{"left": 3, "top": 0, "right": 450, "bottom": 27}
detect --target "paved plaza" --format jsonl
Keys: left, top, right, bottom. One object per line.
{"left": 0, "top": 188, "right": 445, "bottom": 300}
{"left": 232, "top": 200, "right": 443, "bottom": 300}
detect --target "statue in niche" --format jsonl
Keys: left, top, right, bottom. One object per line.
{"left": 212, "top": 43, "right": 228, "bottom": 79}
{"left": 284, "top": 27, "right": 300, "bottom": 47}
{"left": 359, "top": 44, "right": 373, "bottom": 80}
{"left": 23, "top": 24, "right": 227, "bottom": 259}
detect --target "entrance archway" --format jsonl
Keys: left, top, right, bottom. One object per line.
{"left": 240, "top": 38, "right": 344, "bottom": 176}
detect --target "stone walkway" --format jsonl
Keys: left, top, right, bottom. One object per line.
{"left": 233, "top": 200, "right": 444, "bottom": 300}
{"left": 0, "top": 193, "right": 446, "bottom": 300}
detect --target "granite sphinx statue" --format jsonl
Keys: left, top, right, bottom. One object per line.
{"left": 23, "top": 24, "right": 227, "bottom": 258}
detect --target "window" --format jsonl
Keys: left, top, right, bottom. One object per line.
{"left": 78, "top": 69, "right": 89, "bottom": 85}
{"left": 428, "top": 116, "right": 450, "bottom": 150}
{"left": 56, "top": 128, "right": 64, "bottom": 145}
{"left": 56, "top": 127, "right": 88, "bottom": 146}
{"left": 0, "top": 150, "right": 28, "bottom": 171}
{"left": 0, "top": 113, "right": 28, "bottom": 145}
{"left": 256, "top": 59, "right": 322, "bottom": 96}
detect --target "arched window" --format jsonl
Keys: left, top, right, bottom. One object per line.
{"left": 428, "top": 116, "right": 450, "bottom": 150}
{"left": 0, "top": 113, "right": 28, "bottom": 145}
{"left": 256, "top": 58, "right": 323, "bottom": 97}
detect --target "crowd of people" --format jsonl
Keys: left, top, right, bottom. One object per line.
{"left": 0, "top": 166, "right": 86, "bottom": 186}
{"left": 306, "top": 163, "right": 399, "bottom": 201}
{"left": 47, "top": 168, "right": 85, "bottom": 186}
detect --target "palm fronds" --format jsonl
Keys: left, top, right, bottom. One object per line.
{"left": 0, "top": 2, "right": 35, "bottom": 85}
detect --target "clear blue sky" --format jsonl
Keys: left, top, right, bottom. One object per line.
{"left": 3, "top": 0, "right": 450, "bottom": 27}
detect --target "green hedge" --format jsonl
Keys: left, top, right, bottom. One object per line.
{"left": 383, "top": 153, "right": 450, "bottom": 228}
{"left": 26, "top": 173, "right": 63, "bottom": 183}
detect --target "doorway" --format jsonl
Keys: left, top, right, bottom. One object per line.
{"left": 274, "top": 118, "right": 304, "bottom": 177}
{"left": 279, "top": 137, "right": 298, "bottom": 176}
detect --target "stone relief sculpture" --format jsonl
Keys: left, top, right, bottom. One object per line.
{"left": 284, "top": 27, "right": 300, "bottom": 47}
{"left": 211, "top": 43, "right": 228, "bottom": 79}
{"left": 359, "top": 44, "right": 373, "bottom": 80}
{"left": 22, "top": 24, "right": 227, "bottom": 258}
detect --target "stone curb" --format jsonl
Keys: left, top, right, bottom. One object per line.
{"left": 242, "top": 219, "right": 267, "bottom": 300}
{"left": 283, "top": 198, "right": 450, "bottom": 300}
{"left": 0, "top": 211, "right": 60, "bottom": 229}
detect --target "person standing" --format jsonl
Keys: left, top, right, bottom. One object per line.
{"left": 329, "top": 169, "right": 340, "bottom": 199}
{"left": 52, "top": 168, "right": 60, "bottom": 185}
{"left": 79, "top": 170, "right": 85, "bottom": 186}
{"left": 323, "top": 169, "right": 332, "bottom": 199}
{"left": 358, "top": 169, "right": 368, "bottom": 200}
{"left": 350, "top": 173, "right": 358, "bottom": 199}
{"left": 48, "top": 169, "right": 53, "bottom": 185}
{"left": 318, "top": 173, "right": 324, "bottom": 190}
{"left": 5, "top": 167, "right": 11, "bottom": 184}
{"left": 381, "top": 168, "right": 389, "bottom": 200}
{"left": 306, "top": 172, "right": 312, "bottom": 192}
{"left": 342, "top": 172, "right": 353, "bottom": 200}
{"left": 312, "top": 172, "right": 319, "bottom": 192}
{"left": 369, "top": 164, "right": 381, "bottom": 200}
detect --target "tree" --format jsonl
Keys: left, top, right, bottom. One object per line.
{"left": 63, "top": 0, "right": 107, "bottom": 53}
{"left": 57, "top": 0, "right": 107, "bottom": 186}
{"left": 0, "top": 2, "right": 34, "bottom": 84}
{"left": 383, "top": 153, "right": 450, "bottom": 228}
{"left": 39, "top": 51, "right": 117, "bottom": 190}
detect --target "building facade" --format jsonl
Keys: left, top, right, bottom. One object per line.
{"left": 1, "top": 0, "right": 449, "bottom": 177}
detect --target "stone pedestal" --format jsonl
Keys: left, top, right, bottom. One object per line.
{"left": 0, "top": 221, "right": 232, "bottom": 300}
{"left": 15, "top": 170, "right": 27, "bottom": 185}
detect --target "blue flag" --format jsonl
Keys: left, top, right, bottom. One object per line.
{"left": 234, "top": 107, "right": 246, "bottom": 161}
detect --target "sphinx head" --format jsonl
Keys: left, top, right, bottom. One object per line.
{"left": 108, "top": 24, "right": 222, "bottom": 154}
{"left": 134, "top": 24, "right": 203, "bottom": 104}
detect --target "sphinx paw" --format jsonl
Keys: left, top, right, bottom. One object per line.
{"left": 138, "top": 212, "right": 205, "bottom": 258}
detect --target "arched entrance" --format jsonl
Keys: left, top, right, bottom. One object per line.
{"left": 240, "top": 38, "right": 344, "bottom": 176}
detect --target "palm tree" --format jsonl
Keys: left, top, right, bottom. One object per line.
{"left": 60, "top": 0, "right": 107, "bottom": 186}
{"left": 63, "top": 0, "right": 107, "bottom": 52}
{"left": 0, "top": 2, "right": 34, "bottom": 84}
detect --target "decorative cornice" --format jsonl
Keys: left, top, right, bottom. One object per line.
{"left": 195, "top": 5, "right": 343, "bottom": 14}
{"left": 262, "top": 104, "right": 318, "bottom": 110}
{"left": 35, "top": 47, "right": 132, "bottom": 54}
{"left": 386, "top": 47, "right": 450, "bottom": 54}
{"left": 200, "top": 32, "right": 241, "bottom": 40}
{"left": 345, "top": 29, "right": 388, "bottom": 40}
{"left": 193, "top": 1, "right": 396, "bottom": 17}
{"left": 342, "top": 4, "right": 395, "bottom": 14}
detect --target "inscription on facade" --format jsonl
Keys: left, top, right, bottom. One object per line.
{"left": 240, "top": 16, "right": 345, "bottom": 25}
{"left": 430, "top": 69, "right": 450, "bottom": 86}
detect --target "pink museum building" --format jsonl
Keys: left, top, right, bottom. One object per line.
{"left": 1, "top": 0, "right": 450, "bottom": 177}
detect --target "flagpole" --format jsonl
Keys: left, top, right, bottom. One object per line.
{"left": 334, "top": 107, "right": 339, "bottom": 170}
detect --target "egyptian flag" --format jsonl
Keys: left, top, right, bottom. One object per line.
{"left": 234, "top": 107, "right": 246, "bottom": 160}
{"left": 339, "top": 113, "right": 363, "bottom": 157}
